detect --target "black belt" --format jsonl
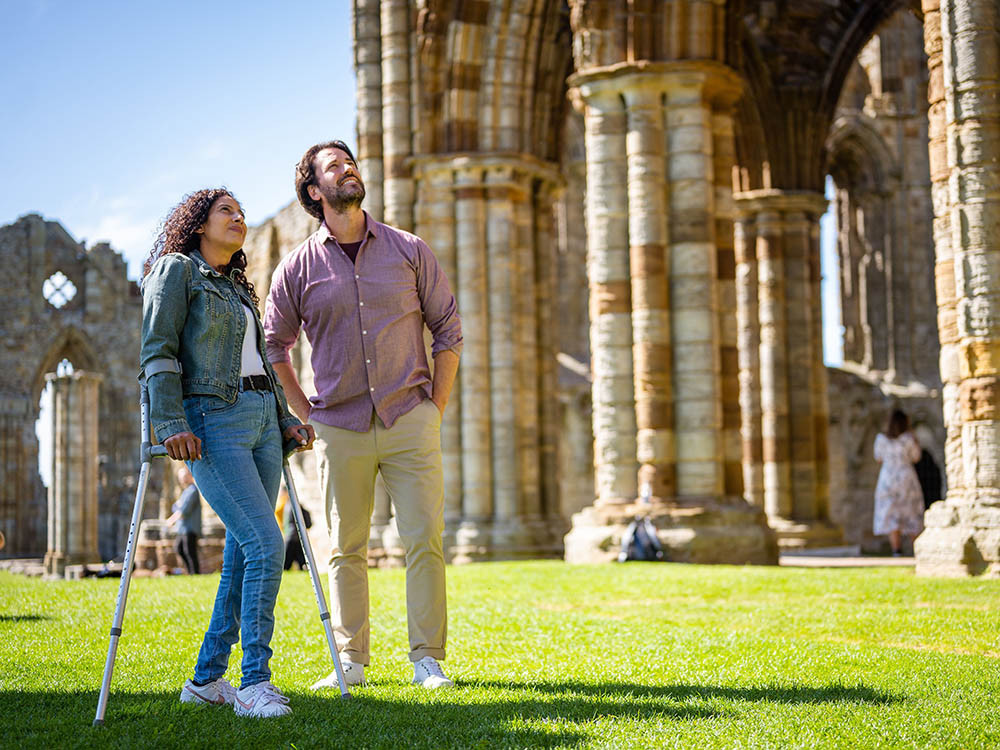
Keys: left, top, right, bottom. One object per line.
{"left": 240, "top": 375, "right": 272, "bottom": 392}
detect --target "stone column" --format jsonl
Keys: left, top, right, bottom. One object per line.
{"left": 44, "top": 371, "right": 101, "bottom": 576}
{"left": 380, "top": 0, "right": 413, "bottom": 230}
{"left": 624, "top": 83, "right": 674, "bottom": 502}
{"left": 414, "top": 162, "right": 462, "bottom": 550}
{"left": 353, "top": 0, "right": 384, "bottom": 220}
{"left": 0, "top": 395, "right": 45, "bottom": 558}
{"left": 565, "top": 62, "right": 777, "bottom": 565}
{"left": 452, "top": 165, "right": 493, "bottom": 562}
{"left": 917, "top": 0, "right": 1000, "bottom": 576}
{"left": 714, "top": 107, "right": 743, "bottom": 499}
{"left": 535, "top": 181, "right": 563, "bottom": 544}
{"left": 666, "top": 75, "right": 722, "bottom": 499}
{"left": 734, "top": 191, "right": 841, "bottom": 548}
{"left": 413, "top": 154, "right": 563, "bottom": 561}
{"left": 579, "top": 85, "right": 638, "bottom": 508}
{"left": 734, "top": 215, "right": 764, "bottom": 508}
{"left": 809, "top": 216, "right": 832, "bottom": 521}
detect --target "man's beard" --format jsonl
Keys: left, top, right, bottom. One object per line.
{"left": 319, "top": 179, "right": 366, "bottom": 213}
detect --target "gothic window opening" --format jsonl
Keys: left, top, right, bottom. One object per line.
{"left": 42, "top": 271, "right": 77, "bottom": 309}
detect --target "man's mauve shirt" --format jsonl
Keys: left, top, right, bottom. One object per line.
{"left": 264, "top": 212, "right": 463, "bottom": 432}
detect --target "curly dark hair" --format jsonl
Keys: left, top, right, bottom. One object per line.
{"left": 294, "top": 140, "right": 357, "bottom": 220}
{"left": 143, "top": 188, "right": 259, "bottom": 306}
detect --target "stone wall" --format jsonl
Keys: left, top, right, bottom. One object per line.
{"left": 827, "top": 365, "right": 944, "bottom": 551}
{"left": 0, "top": 215, "right": 148, "bottom": 563}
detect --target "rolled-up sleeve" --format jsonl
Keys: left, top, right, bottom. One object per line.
{"left": 414, "top": 240, "right": 463, "bottom": 358}
{"left": 140, "top": 256, "right": 191, "bottom": 442}
{"left": 264, "top": 260, "right": 302, "bottom": 365}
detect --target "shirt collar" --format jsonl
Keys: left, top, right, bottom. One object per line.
{"left": 319, "top": 210, "right": 378, "bottom": 245}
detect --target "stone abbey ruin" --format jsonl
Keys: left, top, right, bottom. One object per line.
{"left": 3, "top": 0, "right": 999, "bottom": 577}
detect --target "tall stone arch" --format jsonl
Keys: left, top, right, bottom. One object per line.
{"left": 821, "top": 8, "right": 945, "bottom": 551}
{"left": 0, "top": 214, "right": 142, "bottom": 564}
{"left": 248, "top": 0, "right": 994, "bottom": 570}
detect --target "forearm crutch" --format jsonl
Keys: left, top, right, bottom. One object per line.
{"left": 282, "top": 456, "right": 351, "bottom": 699}
{"left": 94, "top": 383, "right": 167, "bottom": 726}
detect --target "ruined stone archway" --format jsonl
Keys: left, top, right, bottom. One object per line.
{"left": 0, "top": 215, "right": 143, "bottom": 563}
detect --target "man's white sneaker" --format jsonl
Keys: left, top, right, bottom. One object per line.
{"left": 310, "top": 660, "right": 365, "bottom": 690}
{"left": 412, "top": 656, "right": 454, "bottom": 689}
{"left": 179, "top": 677, "right": 237, "bottom": 706}
{"left": 233, "top": 681, "right": 291, "bottom": 718}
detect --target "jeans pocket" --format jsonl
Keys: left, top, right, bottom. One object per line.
{"left": 191, "top": 394, "right": 239, "bottom": 415}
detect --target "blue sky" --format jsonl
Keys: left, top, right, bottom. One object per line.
{"left": 0, "top": 0, "right": 356, "bottom": 279}
{"left": 1, "top": 0, "right": 842, "bottom": 365}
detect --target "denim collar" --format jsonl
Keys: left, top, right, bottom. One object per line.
{"left": 189, "top": 250, "right": 225, "bottom": 279}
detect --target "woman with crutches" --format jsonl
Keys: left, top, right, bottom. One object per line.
{"left": 140, "top": 188, "right": 314, "bottom": 718}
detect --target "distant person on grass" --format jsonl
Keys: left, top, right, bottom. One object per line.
{"left": 141, "top": 188, "right": 314, "bottom": 718}
{"left": 167, "top": 465, "right": 202, "bottom": 574}
{"left": 264, "top": 139, "right": 462, "bottom": 690}
{"left": 873, "top": 409, "right": 924, "bottom": 556}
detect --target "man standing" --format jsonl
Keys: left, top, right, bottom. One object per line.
{"left": 168, "top": 465, "right": 202, "bottom": 575}
{"left": 264, "top": 140, "right": 462, "bottom": 690}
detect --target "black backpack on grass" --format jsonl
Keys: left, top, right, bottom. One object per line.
{"left": 618, "top": 516, "right": 666, "bottom": 562}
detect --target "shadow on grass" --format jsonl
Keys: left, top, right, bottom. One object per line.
{"left": 3, "top": 679, "right": 902, "bottom": 748}
{"left": 466, "top": 678, "right": 901, "bottom": 706}
{"left": 0, "top": 613, "right": 51, "bottom": 623}
{"left": 2, "top": 682, "right": 724, "bottom": 749}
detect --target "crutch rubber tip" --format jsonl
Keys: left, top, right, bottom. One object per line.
{"left": 341, "top": 694, "right": 352, "bottom": 700}
{"left": 93, "top": 719, "right": 104, "bottom": 727}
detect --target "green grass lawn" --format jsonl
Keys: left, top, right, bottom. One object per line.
{"left": 1, "top": 561, "right": 999, "bottom": 749}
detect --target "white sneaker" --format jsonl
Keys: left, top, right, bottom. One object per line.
{"left": 310, "top": 660, "right": 365, "bottom": 689}
{"left": 179, "top": 677, "right": 237, "bottom": 706}
{"left": 233, "top": 681, "right": 291, "bottom": 718}
{"left": 412, "top": 656, "right": 454, "bottom": 689}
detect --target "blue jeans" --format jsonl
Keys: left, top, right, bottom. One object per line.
{"left": 184, "top": 389, "right": 284, "bottom": 688}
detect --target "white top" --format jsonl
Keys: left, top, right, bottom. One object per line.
{"left": 240, "top": 304, "right": 266, "bottom": 376}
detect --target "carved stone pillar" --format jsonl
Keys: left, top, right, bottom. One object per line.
{"left": 0, "top": 395, "right": 45, "bottom": 558}
{"left": 734, "top": 216, "right": 764, "bottom": 508}
{"left": 452, "top": 165, "right": 493, "bottom": 561}
{"left": 413, "top": 154, "right": 563, "bottom": 561}
{"left": 44, "top": 371, "right": 101, "bottom": 576}
{"left": 414, "top": 163, "right": 462, "bottom": 553}
{"left": 916, "top": 0, "right": 1000, "bottom": 576}
{"left": 565, "top": 62, "right": 777, "bottom": 565}
{"left": 380, "top": 0, "right": 413, "bottom": 230}
{"left": 579, "top": 85, "right": 637, "bottom": 508}
{"left": 354, "top": 0, "right": 384, "bottom": 220}
{"left": 734, "top": 191, "right": 841, "bottom": 548}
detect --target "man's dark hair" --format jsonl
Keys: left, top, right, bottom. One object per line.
{"left": 295, "top": 140, "right": 358, "bottom": 220}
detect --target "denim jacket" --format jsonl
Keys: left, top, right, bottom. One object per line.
{"left": 140, "top": 250, "right": 301, "bottom": 443}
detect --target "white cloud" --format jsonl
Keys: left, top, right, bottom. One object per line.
{"left": 74, "top": 211, "right": 159, "bottom": 279}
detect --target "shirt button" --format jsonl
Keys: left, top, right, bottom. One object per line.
{"left": 362, "top": 330, "right": 367, "bottom": 335}
{"left": 359, "top": 301, "right": 364, "bottom": 306}
{"left": 366, "top": 359, "right": 371, "bottom": 363}
{"left": 370, "top": 387, "right": 375, "bottom": 392}
{"left": 355, "top": 274, "right": 359, "bottom": 279}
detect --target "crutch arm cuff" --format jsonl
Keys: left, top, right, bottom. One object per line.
{"left": 142, "top": 358, "right": 182, "bottom": 380}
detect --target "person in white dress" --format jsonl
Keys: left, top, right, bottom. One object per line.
{"left": 873, "top": 409, "right": 924, "bottom": 556}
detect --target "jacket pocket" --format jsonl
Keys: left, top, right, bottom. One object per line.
{"left": 191, "top": 280, "right": 229, "bottom": 319}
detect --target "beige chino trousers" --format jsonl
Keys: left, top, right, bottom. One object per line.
{"left": 313, "top": 398, "right": 446, "bottom": 665}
